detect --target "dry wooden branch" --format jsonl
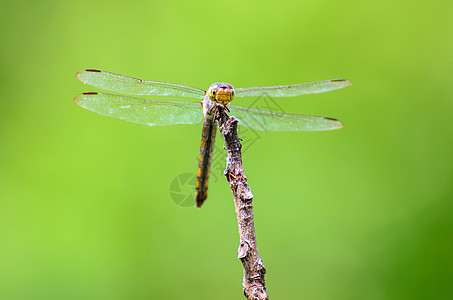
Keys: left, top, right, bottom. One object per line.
{"left": 215, "top": 107, "right": 268, "bottom": 300}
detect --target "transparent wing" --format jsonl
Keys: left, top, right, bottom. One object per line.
{"left": 229, "top": 105, "right": 343, "bottom": 131}
{"left": 74, "top": 92, "right": 203, "bottom": 126}
{"left": 75, "top": 69, "right": 206, "bottom": 98}
{"left": 235, "top": 79, "right": 352, "bottom": 98}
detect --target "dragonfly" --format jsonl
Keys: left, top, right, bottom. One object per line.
{"left": 74, "top": 69, "right": 352, "bottom": 208}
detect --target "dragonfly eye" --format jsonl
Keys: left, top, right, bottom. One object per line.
{"left": 207, "top": 89, "right": 216, "bottom": 101}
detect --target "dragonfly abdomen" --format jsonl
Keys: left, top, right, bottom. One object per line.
{"left": 195, "top": 117, "right": 217, "bottom": 208}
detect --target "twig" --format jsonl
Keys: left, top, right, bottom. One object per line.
{"left": 215, "top": 107, "right": 268, "bottom": 300}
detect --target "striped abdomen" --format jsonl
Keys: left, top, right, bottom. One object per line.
{"left": 195, "top": 117, "right": 217, "bottom": 208}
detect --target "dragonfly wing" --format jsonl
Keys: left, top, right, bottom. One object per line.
{"left": 74, "top": 92, "right": 202, "bottom": 126}
{"left": 235, "top": 79, "right": 352, "bottom": 98}
{"left": 229, "top": 105, "right": 343, "bottom": 131}
{"left": 75, "top": 69, "right": 206, "bottom": 98}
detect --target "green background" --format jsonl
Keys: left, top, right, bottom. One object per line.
{"left": 1, "top": 0, "right": 452, "bottom": 299}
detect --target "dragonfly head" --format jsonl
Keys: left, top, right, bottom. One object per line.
{"left": 207, "top": 83, "right": 235, "bottom": 105}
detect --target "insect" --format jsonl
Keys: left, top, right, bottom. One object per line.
{"left": 74, "top": 69, "right": 352, "bottom": 207}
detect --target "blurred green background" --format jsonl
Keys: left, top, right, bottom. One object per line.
{"left": 1, "top": 0, "right": 452, "bottom": 299}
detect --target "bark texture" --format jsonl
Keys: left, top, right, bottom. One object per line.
{"left": 216, "top": 107, "right": 268, "bottom": 300}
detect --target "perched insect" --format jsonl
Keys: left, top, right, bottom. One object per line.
{"left": 74, "top": 69, "right": 352, "bottom": 207}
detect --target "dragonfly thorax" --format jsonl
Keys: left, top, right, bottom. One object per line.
{"left": 207, "top": 82, "right": 235, "bottom": 105}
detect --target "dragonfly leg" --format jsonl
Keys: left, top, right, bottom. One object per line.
{"left": 222, "top": 103, "right": 230, "bottom": 113}
{"left": 209, "top": 103, "right": 229, "bottom": 114}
